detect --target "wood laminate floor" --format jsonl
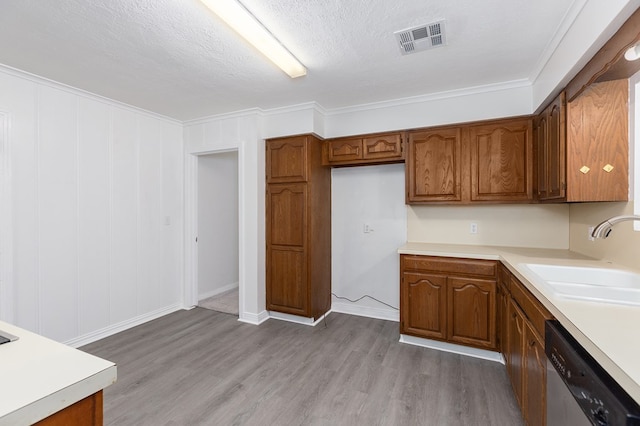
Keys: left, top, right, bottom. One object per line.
{"left": 81, "top": 309, "right": 523, "bottom": 426}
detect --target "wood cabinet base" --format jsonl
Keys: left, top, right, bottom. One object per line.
{"left": 35, "top": 391, "right": 103, "bottom": 426}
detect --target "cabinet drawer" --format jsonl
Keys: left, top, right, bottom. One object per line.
{"left": 326, "top": 138, "right": 363, "bottom": 163}
{"left": 509, "top": 275, "right": 552, "bottom": 339}
{"left": 402, "top": 255, "right": 497, "bottom": 277}
{"left": 362, "top": 134, "right": 403, "bottom": 160}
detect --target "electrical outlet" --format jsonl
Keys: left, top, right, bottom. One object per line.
{"left": 470, "top": 223, "right": 478, "bottom": 234}
{"left": 364, "top": 223, "right": 373, "bottom": 233}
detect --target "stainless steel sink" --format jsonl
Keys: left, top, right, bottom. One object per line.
{"left": 520, "top": 263, "right": 640, "bottom": 307}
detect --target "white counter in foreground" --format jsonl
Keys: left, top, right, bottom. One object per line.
{"left": 398, "top": 242, "right": 640, "bottom": 405}
{"left": 0, "top": 321, "right": 116, "bottom": 425}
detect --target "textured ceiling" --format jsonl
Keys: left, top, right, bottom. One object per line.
{"left": 0, "top": 0, "right": 576, "bottom": 121}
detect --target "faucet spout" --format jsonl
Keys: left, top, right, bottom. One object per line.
{"left": 591, "top": 215, "right": 640, "bottom": 239}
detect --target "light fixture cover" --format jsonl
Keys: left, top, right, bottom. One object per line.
{"left": 624, "top": 43, "right": 640, "bottom": 61}
{"left": 200, "top": 0, "right": 307, "bottom": 78}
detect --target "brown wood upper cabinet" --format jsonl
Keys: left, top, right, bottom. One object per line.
{"left": 266, "top": 135, "right": 331, "bottom": 320}
{"left": 534, "top": 81, "right": 629, "bottom": 203}
{"left": 534, "top": 92, "right": 566, "bottom": 202}
{"left": 323, "top": 132, "right": 404, "bottom": 166}
{"left": 406, "top": 117, "right": 533, "bottom": 204}
{"left": 469, "top": 118, "right": 533, "bottom": 202}
{"left": 406, "top": 126, "right": 462, "bottom": 202}
{"left": 566, "top": 79, "right": 629, "bottom": 201}
{"left": 400, "top": 255, "right": 497, "bottom": 351}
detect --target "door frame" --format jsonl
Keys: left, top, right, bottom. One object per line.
{"left": 0, "top": 111, "right": 13, "bottom": 322}
{"left": 184, "top": 148, "right": 243, "bottom": 317}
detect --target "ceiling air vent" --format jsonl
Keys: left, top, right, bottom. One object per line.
{"left": 394, "top": 20, "right": 446, "bottom": 55}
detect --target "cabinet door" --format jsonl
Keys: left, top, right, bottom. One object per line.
{"left": 267, "top": 184, "right": 306, "bottom": 247}
{"left": 267, "top": 247, "right": 308, "bottom": 315}
{"left": 534, "top": 113, "right": 548, "bottom": 199}
{"left": 266, "top": 136, "right": 308, "bottom": 183}
{"left": 363, "top": 134, "right": 403, "bottom": 160}
{"left": 545, "top": 93, "right": 566, "bottom": 201}
{"left": 470, "top": 119, "right": 533, "bottom": 202}
{"left": 507, "top": 297, "right": 526, "bottom": 408}
{"left": 524, "top": 321, "right": 546, "bottom": 426}
{"left": 266, "top": 183, "right": 309, "bottom": 315}
{"left": 406, "top": 127, "right": 462, "bottom": 202}
{"left": 498, "top": 265, "right": 512, "bottom": 352}
{"left": 326, "top": 138, "right": 363, "bottom": 163}
{"left": 401, "top": 272, "right": 447, "bottom": 339}
{"left": 567, "top": 79, "right": 628, "bottom": 201}
{"left": 447, "top": 277, "right": 496, "bottom": 349}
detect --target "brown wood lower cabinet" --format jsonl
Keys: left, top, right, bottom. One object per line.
{"left": 524, "top": 320, "right": 546, "bottom": 426}
{"left": 34, "top": 391, "right": 103, "bottom": 425}
{"left": 400, "top": 257, "right": 555, "bottom": 424}
{"left": 506, "top": 297, "right": 526, "bottom": 408}
{"left": 499, "top": 263, "right": 553, "bottom": 426}
{"left": 401, "top": 272, "right": 447, "bottom": 340}
{"left": 400, "top": 255, "right": 497, "bottom": 350}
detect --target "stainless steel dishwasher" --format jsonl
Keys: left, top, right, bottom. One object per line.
{"left": 545, "top": 320, "right": 640, "bottom": 425}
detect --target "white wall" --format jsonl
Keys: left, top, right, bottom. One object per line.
{"left": 197, "top": 151, "right": 239, "bottom": 299}
{"left": 331, "top": 164, "right": 407, "bottom": 321}
{"left": 183, "top": 112, "right": 267, "bottom": 325}
{"left": 0, "top": 67, "right": 183, "bottom": 345}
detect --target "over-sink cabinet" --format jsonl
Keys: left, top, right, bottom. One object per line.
{"left": 534, "top": 79, "right": 629, "bottom": 202}
{"left": 266, "top": 135, "right": 331, "bottom": 319}
{"left": 400, "top": 255, "right": 497, "bottom": 350}
{"left": 406, "top": 117, "right": 533, "bottom": 204}
{"left": 499, "top": 263, "right": 553, "bottom": 426}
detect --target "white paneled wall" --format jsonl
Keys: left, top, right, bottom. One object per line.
{"left": 0, "top": 68, "right": 183, "bottom": 346}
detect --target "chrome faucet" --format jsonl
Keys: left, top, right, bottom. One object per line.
{"left": 591, "top": 215, "right": 640, "bottom": 239}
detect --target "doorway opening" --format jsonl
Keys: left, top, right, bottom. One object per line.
{"left": 0, "top": 112, "right": 12, "bottom": 322}
{"left": 196, "top": 150, "right": 240, "bottom": 315}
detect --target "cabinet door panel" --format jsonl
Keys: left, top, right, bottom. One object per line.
{"left": 534, "top": 114, "right": 548, "bottom": 199}
{"left": 266, "top": 136, "right": 308, "bottom": 182}
{"left": 567, "top": 80, "right": 628, "bottom": 201}
{"left": 546, "top": 94, "right": 566, "bottom": 200}
{"left": 363, "top": 134, "right": 403, "bottom": 160}
{"left": 267, "top": 248, "right": 307, "bottom": 315}
{"left": 407, "top": 128, "right": 462, "bottom": 202}
{"left": 327, "top": 138, "right": 363, "bottom": 163}
{"left": 470, "top": 119, "right": 533, "bottom": 201}
{"left": 524, "top": 322, "right": 546, "bottom": 426}
{"left": 507, "top": 298, "right": 526, "bottom": 407}
{"left": 447, "top": 277, "right": 496, "bottom": 349}
{"left": 401, "top": 272, "right": 447, "bottom": 339}
{"left": 267, "top": 184, "right": 306, "bottom": 247}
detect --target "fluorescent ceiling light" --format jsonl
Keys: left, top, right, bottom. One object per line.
{"left": 200, "top": 0, "right": 307, "bottom": 78}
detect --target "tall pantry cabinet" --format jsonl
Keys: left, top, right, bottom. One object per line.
{"left": 265, "top": 135, "right": 331, "bottom": 320}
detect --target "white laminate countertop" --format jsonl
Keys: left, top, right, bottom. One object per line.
{"left": 0, "top": 321, "right": 117, "bottom": 426}
{"left": 399, "top": 242, "right": 640, "bottom": 405}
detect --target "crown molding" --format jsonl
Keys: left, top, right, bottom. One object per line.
{"left": 322, "top": 79, "right": 531, "bottom": 116}
{"left": 0, "top": 63, "right": 182, "bottom": 125}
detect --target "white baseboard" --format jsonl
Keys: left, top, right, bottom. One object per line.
{"left": 268, "top": 310, "right": 331, "bottom": 326}
{"left": 198, "top": 282, "right": 239, "bottom": 301}
{"left": 331, "top": 301, "right": 399, "bottom": 322}
{"left": 399, "top": 334, "right": 504, "bottom": 364}
{"left": 238, "top": 309, "right": 269, "bottom": 325}
{"left": 64, "top": 303, "right": 183, "bottom": 348}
